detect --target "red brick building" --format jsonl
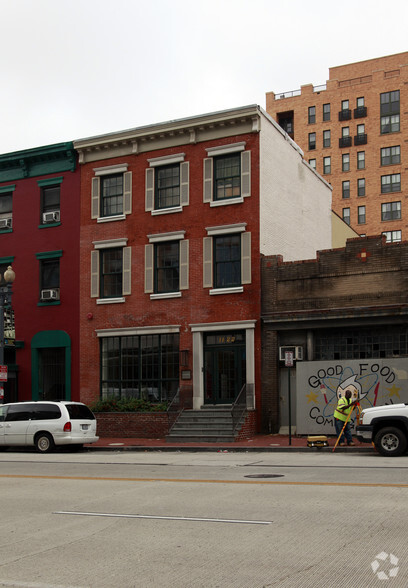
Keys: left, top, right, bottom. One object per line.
{"left": 266, "top": 52, "right": 408, "bottom": 242}
{"left": 0, "top": 143, "right": 80, "bottom": 403}
{"left": 74, "top": 105, "right": 332, "bottom": 435}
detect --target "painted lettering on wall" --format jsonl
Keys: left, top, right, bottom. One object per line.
{"left": 296, "top": 359, "right": 408, "bottom": 435}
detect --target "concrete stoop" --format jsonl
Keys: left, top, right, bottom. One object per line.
{"left": 166, "top": 408, "right": 245, "bottom": 443}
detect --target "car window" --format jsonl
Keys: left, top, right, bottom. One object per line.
{"left": 65, "top": 404, "right": 95, "bottom": 420}
{"left": 0, "top": 406, "right": 7, "bottom": 421}
{"left": 5, "top": 404, "right": 36, "bottom": 422}
{"left": 31, "top": 404, "right": 61, "bottom": 420}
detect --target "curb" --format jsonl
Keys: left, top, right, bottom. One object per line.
{"left": 85, "top": 445, "right": 375, "bottom": 453}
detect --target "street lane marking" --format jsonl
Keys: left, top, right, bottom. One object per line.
{"left": 1, "top": 474, "right": 408, "bottom": 487}
{"left": 55, "top": 511, "right": 272, "bottom": 525}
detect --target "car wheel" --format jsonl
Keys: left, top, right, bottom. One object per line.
{"left": 374, "top": 427, "right": 407, "bottom": 457}
{"left": 35, "top": 433, "right": 55, "bottom": 453}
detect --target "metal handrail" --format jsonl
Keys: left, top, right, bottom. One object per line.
{"left": 166, "top": 388, "right": 183, "bottom": 432}
{"left": 231, "top": 383, "right": 247, "bottom": 433}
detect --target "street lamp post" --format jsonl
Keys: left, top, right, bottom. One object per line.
{"left": 0, "top": 266, "right": 16, "bottom": 400}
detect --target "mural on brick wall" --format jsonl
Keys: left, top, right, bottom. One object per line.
{"left": 296, "top": 359, "right": 408, "bottom": 434}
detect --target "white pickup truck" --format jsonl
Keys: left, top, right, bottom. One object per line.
{"left": 356, "top": 403, "right": 408, "bottom": 457}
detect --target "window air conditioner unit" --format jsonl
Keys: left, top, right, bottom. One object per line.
{"left": 41, "top": 288, "right": 60, "bottom": 301}
{"left": 42, "top": 210, "right": 60, "bottom": 224}
{"left": 279, "top": 346, "right": 303, "bottom": 361}
{"left": 0, "top": 217, "right": 12, "bottom": 229}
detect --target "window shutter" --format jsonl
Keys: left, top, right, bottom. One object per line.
{"left": 203, "top": 237, "right": 213, "bottom": 288}
{"left": 241, "top": 151, "right": 251, "bottom": 197}
{"left": 179, "top": 239, "right": 189, "bottom": 290}
{"left": 91, "top": 177, "right": 100, "bottom": 219}
{"left": 241, "top": 232, "right": 251, "bottom": 284}
{"left": 122, "top": 246, "right": 131, "bottom": 295}
{"left": 180, "top": 162, "right": 189, "bottom": 206}
{"left": 145, "top": 244, "right": 154, "bottom": 293}
{"left": 203, "top": 158, "right": 213, "bottom": 202}
{"left": 123, "top": 172, "right": 132, "bottom": 215}
{"left": 91, "top": 250, "right": 99, "bottom": 297}
{"left": 145, "top": 168, "right": 154, "bottom": 211}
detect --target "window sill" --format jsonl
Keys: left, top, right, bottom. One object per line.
{"left": 38, "top": 222, "right": 61, "bottom": 229}
{"left": 151, "top": 206, "right": 183, "bottom": 216}
{"left": 96, "top": 297, "right": 125, "bottom": 304}
{"left": 0, "top": 228, "right": 12, "bottom": 234}
{"left": 209, "top": 286, "right": 244, "bottom": 295}
{"left": 210, "top": 197, "right": 244, "bottom": 207}
{"left": 37, "top": 301, "right": 61, "bottom": 306}
{"left": 150, "top": 292, "right": 182, "bottom": 300}
{"left": 97, "top": 214, "right": 126, "bottom": 223}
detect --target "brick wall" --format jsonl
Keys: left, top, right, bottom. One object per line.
{"left": 95, "top": 412, "right": 169, "bottom": 438}
{"left": 235, "top": 410, "right": 258, "bottom": 440}
{"left": 266, "top": 52, "right": 408, "bottom": 239}
{"left": 261, "top": 235, "right": 408, "bottom": 432}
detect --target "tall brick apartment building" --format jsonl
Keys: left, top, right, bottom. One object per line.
{"left": 74, "top": 105, "right": 332, "bottom": 435}
{"left": 266, "top": 52, "right": 408, "bottom": 242}
{"left": 262, "top": 236, "right": 408, "bottom": 435}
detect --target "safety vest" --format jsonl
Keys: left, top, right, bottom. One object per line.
{"left": 334, "top": 396, "right": 353, "bottom": 422}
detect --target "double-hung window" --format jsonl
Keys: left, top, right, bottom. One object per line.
{"left": 203, "top": 143, "right": 250, "bottom": 205}
{"left": 145, "top": 153, "right": 189, "bottom": 213}
{"left": 382, "top": 230, "right": 401, "bottom": 243}
{"left": 381, "top": 201, "right": 401, "bottom": 221}
{"left": 380, "top": 91, "right": 400, "bottom": 134}
{"left": 357, "top": 151, "right": 365, "bottom": 170}
{"left": 145, "top": 231, "right": 188, "bottom": 298}
{"left": 323, "top": 156, "right": 331, "bottom": 175}
{"left": 308, "top": 133, "right": 316, "bottom": 150}
{"left": 203, "top": 224, "right": 251, "bottom": 294}
{"left": 38, "top": 177, "right": 62, "bottom": 225}
{"left": 91, "top": 164, "right": 132, "bottom": 221}
{"left": 358, "top": 178, "right": 366, "bottom": 197}
{"left": 308, "top": 106, "right": 316, "bottom": 124}
{"left": 342, "top": 154, "right": 350, "bottom": 172}
{"left": 0, "top": 186, "right": 14, "bottom": 230}
{"left": 323, "top": 103, "right": 330, "bottom": 121}
{"left": 91, "top": 239, "right": 131, "bottom": 302}
{"left": 342, "top": 181, "right": 350, "bottom": 199}
{"left": 342, "top": 208, "right": 350, "bottom": 225}
{"left": 381, "top": 146, "right": 400, "bottom": 166}
{"left": 323, "top": 130, "right": 330, "bottom": 148}
{"left": 36, "top": 250, "right": 62, "bottom": 303}
{"left": 358, "top": 206, "right": 366, "bottom": 225}
{"left": 381, "top": 174, "right": 401, "bottom": 193}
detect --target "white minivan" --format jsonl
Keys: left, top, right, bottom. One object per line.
{"left": 0, "top": 401, "right": 99, "bottom": 452}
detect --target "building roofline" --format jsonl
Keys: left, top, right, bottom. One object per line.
{"left": 73, "top": 105, "right": 261, "bottom": 150}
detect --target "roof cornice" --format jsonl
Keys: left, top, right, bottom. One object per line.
{"left": 73, "top": 105, "right": 261, "bottom": 164}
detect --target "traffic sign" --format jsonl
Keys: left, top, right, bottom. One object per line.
{"left": 0, "top": 365, "right": 8, "bottom": 382}
{"left": 284, "top": 351, "right": 294, "bottom": 367}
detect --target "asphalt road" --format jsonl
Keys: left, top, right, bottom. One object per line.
{"left": 0, "top": 450, "right": 407, "bottom": 588}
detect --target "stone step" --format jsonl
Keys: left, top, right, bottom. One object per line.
{"left": 166, "top": 434, "right": 236, "bottom": 443}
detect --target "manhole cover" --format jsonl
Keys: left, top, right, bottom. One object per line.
{"left": 244, "top": 474, "right": 284, "bottom": 479}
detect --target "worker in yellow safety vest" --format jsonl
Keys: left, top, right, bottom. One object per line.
{"left": 333, "top": 390, "right": 356, "bottom": 446}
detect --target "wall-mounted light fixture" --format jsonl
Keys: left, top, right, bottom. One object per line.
{"left": 180, "top": 349, "right": 189, "bottom": 367}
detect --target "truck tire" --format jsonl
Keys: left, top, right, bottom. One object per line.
{"left": 374, "top": 427, "right": 407, "bottom": 457}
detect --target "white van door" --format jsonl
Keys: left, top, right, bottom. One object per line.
{"left": 3, "top": 404, "right": 35, "bottom": 445}
{"left": 0, "top": 405, "right": 7, "bottom": 445}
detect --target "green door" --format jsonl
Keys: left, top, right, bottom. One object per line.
{"left": 204, "top": 331, "right": 246, "bottom": 404}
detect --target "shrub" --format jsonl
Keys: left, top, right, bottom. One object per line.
{"left": 89, "top": 397, "right": 168, "bottom": 413}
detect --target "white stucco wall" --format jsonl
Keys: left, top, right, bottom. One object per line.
{"left": 259, "top": 109, "right": 332, "bottom": 260}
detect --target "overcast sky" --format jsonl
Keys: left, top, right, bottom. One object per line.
{"left": 1, "top": 0, "right": 407, "bottom": 154}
